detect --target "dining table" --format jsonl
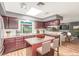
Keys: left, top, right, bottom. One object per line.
{"left": 25, "top": 35, "right": 55, "bottom": 56}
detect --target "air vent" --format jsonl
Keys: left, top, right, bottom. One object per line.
{"left": 20, "top": 2, "right": 27, "bottom": 9}
{"left": 37, "top": 2, "right": 45, "bottom": 6}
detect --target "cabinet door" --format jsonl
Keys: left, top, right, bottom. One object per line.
{"left": 2, "top": 16, "right": 18, "bottom": 29}
{"left": 4, "top": 42, "right": 16, "bottom": 53}
{"left": 4, "top": 38, "right": 16, "bottom": 53}
{"left": 35, "top": 21, "right": 44, "bottom": 29}
{"left": 15, "top": 37, "right": 24, "bottom": 49}
{"left": 2, "top": 16, "right": 9, "bottom": 29}
{"left": 4, "top": 38, "right": 16, "bottom": 44}
{"left": 9, "top": 17, "right": 18, "bottom": 29}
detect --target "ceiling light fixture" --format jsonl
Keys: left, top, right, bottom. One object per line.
{"left": 26, "top": 7, "right": 42, "bottom": 16}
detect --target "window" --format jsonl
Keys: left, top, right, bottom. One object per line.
{"left": 60, "top": 25, "right": 69, "bottom": 30}
{"left": 20, "top": 21, "right": 32, "bottom": 33}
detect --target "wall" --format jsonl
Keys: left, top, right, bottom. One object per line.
{"left": 69, "top": 22, "right": 79, "bottom": 30}
{"left": 3, "top": 11, "right": 62, "bottom": 36}
{"left": 61, "top": 17, "right": 79, "bottom": 23}
{"left": 3, "top": 12, "right": 41, "bottom": 37}
{"left": 4, "top": 29, "right": 17, "bottom": 38}
{"left": 0, "top": 3, "right": 6, "bottom": 15}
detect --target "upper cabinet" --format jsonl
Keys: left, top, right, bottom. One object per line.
{"left": 34, "top": 20, "right": 60, "bottom": 29}
{"left": 44, "top": 19, "right": 60, "bottom": 28}
{"left": 9, "top": 17, "right": 18, "bottom": 29}
{"left": 35, "top": 21, "right": 45, "bottom": 29}
{"left": 2, "top": 16, "right": 9, "bottom": 29}
{"left": 2, "top": 16, "right": 18, "bottom": 29}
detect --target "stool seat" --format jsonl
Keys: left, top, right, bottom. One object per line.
{"left": 36, "top": 41, "right": 51, "bottom": 55}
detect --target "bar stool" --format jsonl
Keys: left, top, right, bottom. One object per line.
{"left": 36, "top": 41, "right": 51, "bottom": 56}
{"left": 50, "top": 38, "right": 59, "bottom": 56}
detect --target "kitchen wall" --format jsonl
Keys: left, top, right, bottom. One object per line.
{"left": 61, "top": 17, "right": 79, "bottom": 23}
{"left": 2, "top": 12, "right": 41, "bottom": 37}
{"left": 2, "top": 11, "right": 62, "bottom": 37}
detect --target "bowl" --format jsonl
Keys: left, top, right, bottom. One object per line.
{"left": 36, "top": 34, "right": 45, "bottom": 38}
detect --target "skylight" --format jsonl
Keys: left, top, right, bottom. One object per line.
{"left": 26, "top": 7, "right": 42, "bottom": 16}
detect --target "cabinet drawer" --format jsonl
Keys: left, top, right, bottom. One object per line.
{"left": 16, "top": 44, "right": 24, "bottom": 49}
{"left": 16, "top": 42, "right": 24, "bottom": 45}
{"left": 4, "top": 43, "right": 16, "bottom": 47}
{"left": 4, "top": 44, "right": 16, "bottom": 53}
{"left": 5, "top": 46, "right": 16, "bottom": 53}
{"left": 16, "top": 38, "right": 23, "bottom": 41}
{"left": 4, "top": 38, "right": 16, "bottom": 44}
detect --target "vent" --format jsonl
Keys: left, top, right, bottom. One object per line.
{"left": 37, "top": 2, "right": 45, "bottom": 6}
{"left": 20, "top": 2, "right": 27, "bottom": 9}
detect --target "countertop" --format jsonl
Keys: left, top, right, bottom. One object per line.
{"left": 4, "top": 33, "right": 36, "bottom": 38}
{"left": 4, "top": 31, "right": 61, "bottom": 38}
{"left": 25, "top": 36, "right": 55, "bottom": 45}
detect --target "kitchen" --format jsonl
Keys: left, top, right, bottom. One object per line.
{"left": 0, "top": 2, "right": 79, "bottom": 56}
{"left": 2, "top": 15, "right": 61, "bottom": 56}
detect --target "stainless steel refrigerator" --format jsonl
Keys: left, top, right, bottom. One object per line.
{"left": 0, "top": 15, "right": 4, "bottom": 55}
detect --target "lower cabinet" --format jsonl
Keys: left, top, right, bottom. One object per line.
{"left": 15, "top": 37, "right": 26, "bottom": 50}
{"left": 4, "top": 37, "right": 26, "bottom": 53}
{"left": 4, "top": 38, "right": 16, "bottom": 53}
{"left": 4, "top": 35, "right": 35, "bottom": 53}
{"left": 4, "top": 43, "right": 16, "bottom": 53}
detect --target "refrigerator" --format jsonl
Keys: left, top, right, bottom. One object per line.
{"left": 0, "top": 15, "right": 4, "bottom": 55}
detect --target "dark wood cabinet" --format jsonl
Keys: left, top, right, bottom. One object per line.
{"left": 34, "top": 20, "right": 60, "bottom": 29}
{"left": 4, "top": 37, "right": 26, "bottom": 53}
{"left": 4, "top": 35, "right": 34, "bottom": 53}
{"left": 2, "top": 16, "right": 18, "bottom": 29}
{"left": 8, "top": 17, "right": 18, "bottom": 29}
{"left": 2, "top": 16, "right": 9, "bottom": 29}
{"left": 35, "top": 21, "right": 45, "bottom": 29}
{"left": 15, "top": 37, "right": 26, "bottom": 50}
{"left": 44, "top": 19, "right": 60, "bottom": 28}
{"left": 4, "top": 38, "right": 16, "bottom": 53}
{"left": 4, "top": 35, "right": 35, "bottom": 53}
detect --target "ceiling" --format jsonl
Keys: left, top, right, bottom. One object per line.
{"left": 0, "top": 3, "right": 6, "bottom": 15}
{"left": 2, "top": 2, "right": 79, "bottom": 22}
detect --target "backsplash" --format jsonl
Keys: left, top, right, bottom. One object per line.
{"left": 4, "top": 29, "right": 18, "bottom": 38}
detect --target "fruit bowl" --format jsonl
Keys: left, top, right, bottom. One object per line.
{"left": 36, "top": 34, "right": 45, "bottom": 38}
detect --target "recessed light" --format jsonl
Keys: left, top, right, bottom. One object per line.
{"left": 26, "top": 7, "right": 42, "bottom": 16}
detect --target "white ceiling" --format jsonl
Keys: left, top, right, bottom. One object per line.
{"left": 0, "top": 3, "right": 6, "bottom": 15}
{"left": 2, "top": 2, "right": 79, "bottom": 22}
